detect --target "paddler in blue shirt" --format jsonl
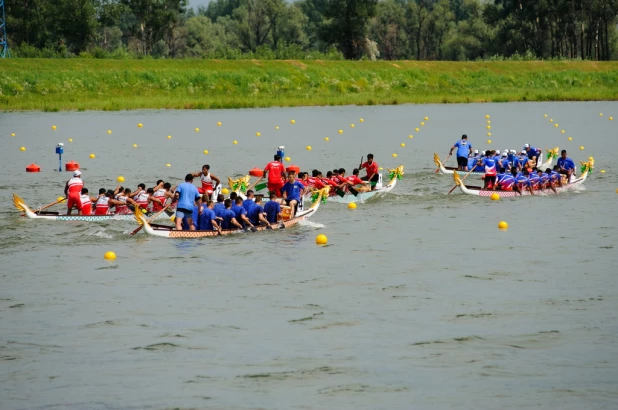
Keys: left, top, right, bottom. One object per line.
{"left": 213, "top": 194, "right": 225, "bottom": 218}
{"left": 477, "top": 150, "right": 498, "bottom": 189}
{"left": 556, "top": 149, "right": 575, "bottom": 182}
{"left": 232, "top": 197, "right": 255, "bottom": 230}
{"left": 280, "top": 172, "right": 306, "bottom": 218}
{"left": 498, "top": 152, "right": 511, "bottom": 173}
{"left": 524, "top": 144, "right": 542, "bottom": 167}
{"left": 449, "top": 134, "right": 472, "bottom": 171}
{"left": 221, "top": 199, "right": 243, "bottom": 230}
{"left": 198, "top": 200, "right": 222, "bottom": 233}
{"left": 467, "top": 150, "right": 479, "bottom": 171}
{"left": 173, "top": 174, "right": 202, "bottom": 231}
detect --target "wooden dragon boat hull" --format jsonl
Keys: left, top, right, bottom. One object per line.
{"left": 12, "top": 193, "right": 171, "bottom": 222}
{"left": 133, "top": 188, "right": 326, "bottom": 239}
{"left": 326, "top": 165, "right": 404, "bottom": 204}
{"left": 434, "top": 152, "right": 556, "bottom": 176}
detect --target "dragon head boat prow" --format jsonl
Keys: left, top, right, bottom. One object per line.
{"left": 387, "top": 165, "right": 405, "bottom": 180}
{"left": 453, "top": 172, "right": 462, "bottom": 186}
{"left": 580, "top": 157, "right": 595, "bottom": 175}
{"left": 228, "top": 175, "right": 251, "bottom": 193}
{"left": 546, "top": 147, "right": 560, "bottom": 160}
{"left": 433, "top": 153, "right": 442, "bottom": 168}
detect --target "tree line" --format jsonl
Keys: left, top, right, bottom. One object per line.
{"left": 5, "top": 0, "right": 618, "bottom": 60}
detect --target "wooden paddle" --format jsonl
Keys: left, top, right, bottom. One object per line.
{"left": 36, "top": 197, "right": 66, "bottom": 213}
{"left": 447, "top": 167, "right": 476, "bottom": 194}
{"left": 129, "top": 202, "right": 172, "bottom": 236}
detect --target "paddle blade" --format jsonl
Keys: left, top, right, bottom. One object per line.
{"left": 348, "top": 186, "right": 359, "bottom": 196}
{"left": 254, "top": 182, "right": 268, "bottom": 191}
{"left": 336, "top": 189, "right": 345, "bottom": 197}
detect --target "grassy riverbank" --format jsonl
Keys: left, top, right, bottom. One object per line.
{"left": 2, "top": 59, "right": 618, "bottom": 111}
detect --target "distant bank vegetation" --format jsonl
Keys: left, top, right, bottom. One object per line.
{"left": 4, "top": 0, "right": 618, "bottom": 61}
{"left": 2, "top": 60, "right": 617, "bottom": 111}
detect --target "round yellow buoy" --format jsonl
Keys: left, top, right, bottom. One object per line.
{"left": 68, "top": 138, "right": 73, "bottom": 142}
{"left": 600, "top": 113, "right": 603, "bottom": 116}
{"left": 610, "top": 117, "right": 614, "bottom": 121}
{"left": 222, "top": 188, "right": 229, "bottom": 195}
{"left": 324, "top": 137, "right": 329, "bottom": 141}
{"left": 195, "top": 128, "right": 200, "bottom": 132}
{"left": 57, "top": 196, "right": 65, "bottom": 202}
{"left": 166, "top": 163, "right": 171, "bottom": 167}
{"left": 554, "top": 123, "right": 559, "bottom": 127}
{"left": 284, "top": 156, "right": 291, "bottom": 162}
{"left": 420, "top": 122, "right": 425, "bottom": 126}
{"left": 233, "top": 140, "right": 238, "bottom": 145}
{"left": 409, "top": 135, "right": 414, "bottom": 139}
{"left": 424, "top": 116, "right": 429, "bottom": 121}
{"left": 348, "top": 202, "right": 357, "bottom": 210}
{"left": 256, "top": 132, "right": 261, "bottom": 137}
{"left": 11, "top": 133, "right": 15, "bottom": 137}
{"left": 415, "top": 127, "right": 420, "bottom": 132}
{"left": 107, "top": 130, "right": 112, "bottom": 134}
{"left": 137, "top": 123, "right": 143, "bottom": 128}
{"left": 275, "top": 126, "right": 279, "bottom": 130}
{"left": 487, "top": 132, "right": 492, "bottom": 137}
{"left": 217, "top": 121, "right": 222, "bottom": 126}
{"left": 400, "top": 143, "right": 405, "bottom": 147}
{"left": 52, "top": 125, "right": 57, "bottom": 130}
{"left": 544, "top": 114, "right": 548, "bottom": 118}
{"left": 316, "top": 234, "right": 328, "bottom": 245}
{"left": 360, "top": 118, "right": 364, "bottom": 122}
{"left": 486, "top": 125, "right": 491, "bottom": 130}
{"left": 167, "top": 135, "right": 172, "bottom": 139}
{"left": 580, "top": 146, "right": 585, "bottom": 150}
{"left": 392, "top": 153, "right": 398, "bottom": 158}
{"left": 487, "top": 120, "right": 491, "bottom": 124}
{"left": 350, "top": 124, "right": 355, "bottom": 128}
{"left": 104, "top": 251, "right": 116, "bottom": 260}
{"left": 550, "top": 119, "right": 553, "bottom": 122}
{"left": 600, "top": 170, "right": 606, "bottom": 173}
{"left": 290, "top": 119, "right": 296, "bottom": 124}
{"left": 89, "top": 153, "right": 95, "bottom": 158}
{"left": 338, "top": 129, "right": 343, "bottom": 134}
{"left": 485, "top": 115, "right": 490, "bottom": 119}
{"left": 498, "top": 221, "right": 508, "bottom": 230}
{"left": 568, "top": 137, "right": 573, "bottom": 141}
{"left": 490, "top": 193, "right": 500, "bottom": 201}
{"left": 306, "top": 145, "right": 312, "bottom": 151}
{"left": 379, "top": 167, "right": 383, "bottom": 171}
{"left": 203, "top": 150, "right": 209, "bottom": 155}
{"left": 133, "top": 144, "right": 138, "bottom": 148}
{"left": 487, "top": 139, "right": 492, "bottom": 144}
{"left": 117, "top": 176, "right": 125, "bottom": 182}
{"left": 588, "top": 156, "right": 594, "bottom": 161}
{"left": 20, "top": 146, "right": 26, "bottom": 151}
{"left": 561, "top": 130, "right": 565, "bottom": 134}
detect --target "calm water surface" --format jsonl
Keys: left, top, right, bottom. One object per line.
{"left": 1, "top": 102, "right": 618, "bottom": 409}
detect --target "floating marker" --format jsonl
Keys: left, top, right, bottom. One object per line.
{"left": 490, "top": 193, "right": 500, "bottom": 201}
{"left": 610, "top": 117, "right": 614, "bottom": 121}
{"left": 217, "top": 121, "right": 222, "bottom": 126}
{"left": 284, "top": 156, "right": 291, "bottom": 162}
{"left": 104, "top": 251, "right": 116, "bottom": 260}
{"left": 561, "top": 130, "right": 565, "bottom": 133}
{"left": 222, "top": 188, "right": 229, "bottom": 195}
{"left": 133, "top": 144, "right": 138, "bottom": 148}
{"left": 20, "top": 146, "right": 26, "bottom": 151}
{"left": 392, "top": 153, "right": 398, "bottom": 158}
{"left": 167, "top": 135, "right": 172, "bottom": 139}
{"left": 350, "top": 124, "right": 355, "bottom": 128}
{"left": 11, "top": 133, "right": 15, "bottom": 137}
{"left": 275, "top": 126, "right": 279, "bottom": 130}
{"left": 420, "top": 122, "right": 425, "bottom": 126}
{"left": 324, "top": 137, "right": 329, "bottom": 141}
{"left": 195, "top": 128, "right": 200, "bottom": 132}
{"left": 57, "top": 196, "right": 65, "bottom": 202}
{"left": 554, "top": 123, "right": 559, "bottom": 127}
{"left": 90, "top": 153, "right": 96, "bottom": 158}
{"left": 424, "top": 116, "right": 429, "bottom": 121}
{"left": 544, "top": 114, "right": 548, "bottom": 118}
{"left": 487, "top": 139, "right": 492, "bottom": 144}
{"left": 487, "top": 132, "right": 492, "bottom": 137}
{"left": 486, "top": 125, "right": 491, "bottom": 130}
{"left": 379, "top": 167, "right": 383, "bottom": 171}
{"left": 600, "top": 113, "right": 603, "bottom": 116}
{"left": 68, "top": 138, "right": 73, "bottom": 142}
{"left": 487, "top": 120, "right": 491, "bottom": 124}
{"left": 138, "top": 123, "right": 143, "bottom": 128}
{"left": 498, "top": 221, "right": 508, "bottom": 230}
{"left": 348, "top": 202, "right": 357, "bottom": 210}
{"left": 338, "top": 130, "right": 343, "bottom": 134}
{"left": 400, "top": 143, "right": 405, "bottom": 147}
{"left": 568, "top": 137, "right": 573, "bottom": 141}
{"left": 256, "top": 132, "right": 261, "bottom": 137}
{"left": 580, "top": 146, "right": 584, "bottom": 150}
{"left": 52, "top": 125, "right": 57, "bottom": 130}
{"left": 166, "top": 163, "right": 171, "bottom": 167}
{"left": 409, "top": 135, "right": 414, "bottom": 139}
{"left": 203, "top": 150, "right": 209, "bottom": 154}
{"left": 415, "top": 128, "right": 419, "bottom": 132}
{"left": 117, "top": 176, "right": 125, "bottom": 182}
{"left": 550, "top": 119, "right": 553, "bottom": 122}
{"left": 290, "top": 120, "right": 296, "bottom": 124}
{"left": 233, "top": 140, "right": 238, "bottom": 145}
{"left": 107, "top": 130, "right": 112, "bottom": 134}
{"left": 485, "top": 115, "right": 490, "bottom": 119}
{"left": 316, "top": 234, "right": 328, "bottom": 245}
{"left": 306, "top": 145, "right": 312, "bottom": 151}
{"left": 600, "top": 170, "right": 606, "bottom": 173}
{"left": 360, "top": 118, "right": 364, "bottom": 122}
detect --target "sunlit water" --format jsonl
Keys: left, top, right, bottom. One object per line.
{"left": 1, "top": 102, "right": 617, "bottom": 409}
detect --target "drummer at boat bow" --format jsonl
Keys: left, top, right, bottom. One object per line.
{"left": 174, "top": 174, "right": 202, "bottom": 231}
{"left": 192, "top": 164, "right": 221, "bottom": 196}
{"left": 64, "top": 170, "right": 84, "bottom": 215}
{"left": 557, "top": 150, "right": 575, "bottom": 181}
{"left": 449, "top": 135, "right": 472, "bottom": 171}
{"left": 359, "top": 154, "right": 379, "bottom": 189}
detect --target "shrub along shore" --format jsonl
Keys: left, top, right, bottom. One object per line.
{"left": 2, "top": 59, "right": 618, "bottom": 111}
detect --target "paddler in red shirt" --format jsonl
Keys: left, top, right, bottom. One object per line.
{"left": 254, "top": 155, "right": 286, "bottom": 196}
{"left": 346, "top": 168, "right": 371, "bottom": 192}
{"left": 64, "top": 170, "right": 84, "bottom": 215}
{"left": 303, "top": 170, "right": 326, "bottom": 190}
{"left": 359, "top": 153, "right": 379, "bottom": 190}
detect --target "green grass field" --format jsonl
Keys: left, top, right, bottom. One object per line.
{"left": 2, "top": 59, "right": 618, "bottom": 111}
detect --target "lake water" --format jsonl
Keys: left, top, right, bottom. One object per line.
{"left": 1, "top": 102, "right": 618, "bottom": 409}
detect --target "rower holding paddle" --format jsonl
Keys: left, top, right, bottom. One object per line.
{"left": 64, "top": 170, "right": 84, "bottom": 215}
{"left": 557, "top": 149, "right": 575, "bottom": 182}
{"left": 449, "top": 135, "right": 472, "bottom": 171}
{"left": 359, "top": 154, "right": 379, "bottom": 189}
{"left": 281, "top": 172, "right": 306, "bottom": 219}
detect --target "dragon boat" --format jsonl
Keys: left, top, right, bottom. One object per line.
{"left": 326, "top": 165, "right": 404, "bottom": 204}
{"left": 132, "top": 187, "right": 329, "bottom": 239}
{"left": 434, "top": 148, "right": 559, "bottom": 176}
{"left": 12, "top": 193, "right": 173, "bottom": 222}
{"left": 451, "top": 158, "right": 593, "bottom": 198}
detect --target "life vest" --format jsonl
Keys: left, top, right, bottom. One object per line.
{"left": 67, "top": 177, "right": 84, "bottom": 197}
{"left": 115, "top": 195, "right": 130, "bottom": 214}
{"left": 201, "top": 173, "right": 214, "bottom": 193}
{"left": 80, "top": 194, "right": 92, "bottom": 215}
{"left": 94, "top": 196, "right": 110, "bottom": 215}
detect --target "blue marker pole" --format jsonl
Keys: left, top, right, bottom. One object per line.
{"left": 55, "top": 143, "right": 64, "bottom": 171}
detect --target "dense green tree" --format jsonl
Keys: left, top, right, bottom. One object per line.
{"left": 320, "top": 0, "right": 378, "bottom": 59}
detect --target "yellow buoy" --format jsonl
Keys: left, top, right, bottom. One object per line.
{"left": 221, "top": 188, "right": 229, "bottom": 195}
{"left": 415, "top": 127, "right": 420, "bottom": 132}
{"left": 104, "top": 251, "right": 116, "bottom": 260}
{"left": 166, "top": 163, "right": 171, "bottom": 167}
{"left": 57, "top": 196, "right": 65, "bottom": 202}
{"left": 487, "top": 120, "right": 491, "bottom": 124}
{"left": 348, "top": 202, "right": 357, "bottom": 209}
{"left": 11, "top": 133, "right": 15, "bottom": 137}
{"left": 544, "top": 114, "right": 548, "bottom": 118}
{"left": 167, "top": 135, "right": 172, "bottom": 139}
{"left": 324, "top": 137, "right": 329, "bottom": 141}
{"left": 133, "top": 144, "right": 138, "bottom": 148}
{"left": 588, "top": 156, "right": 594, "bottom": 161}
{"left": 487, "top": 139, "right": 492, "bottom": 144}
{"left": 20, "top": 146, "right": 26, "bottom": 151}
{"left": 233, "top": 140, "right": 238, "bottom": 145}
{"left": 195, "top": 128, "right": 200, "bottom": 132}
{"left": 400, "top": 143, "right": 405, "bottom": 147}
{"left": 490, "top": 193, "right": 500, "bottom": 201}
{"left": 284, "top": 156, "right": 291, "bottom": 162}
{"left": 203, "top": 150, "right": 209, "bottom": 154}
{"left": 360, "top": 118, "right": 364, "bottom": 122}
{"left": 256, "top": 132, "right": 261, "bottom": 137}
{"left": 306, "top": 145, "right": 312, "bottom": 151}
{"left": 52, "top": 125, "right": 57, "bottom": 130}
{"left": 409, "top": 135, "right": 414, "bottom": 139}
{"left": 117, "top": 176, "right": 125, "bottom": 182}
{"left": 217, "top": 121, "right": 222, "bottom": 126}
{"left": 107, "top": 130, "right": 112, "bottom": 134}
{"left": 554, "top": 123, "right": 559, "bottom": 127}
{"left": 420, "top": 122, "right": 425, "bottom": 126}
{"left": 486, "top": 125, "right": 491, "bottom": 130}
{"left": 338, "top": 129, "right": 343, "bottom": 134}
{"left": 580, "top": 146, "right": 585, "bottom": 150}
{"left": 568, "top": 137, "right": 573, "bottom": 141}
{"left": 485, "top": 115, "right": 490, "bottom": 119}
{"left": 550, "top": 119, "right": 553, "bottom": 122}
{"left": 68, "top": 138, "right": 73, "bottom": 142}
{"left": 424, "top": 116, "right": 429, "bottom": 121}
{"left": 498, "top": 221, "right": 508, "bottom": 230}
{"left": 137, "top": 123, "right": 143, "bottom": 128}
{"left": 600, "top": 113, "right": 603, "bottom": 116}
{"left": 610, "top": 117, "right": 614, "bottom": 121}
{"left": 275, "top": 126, "right": 279, "bottom": 130}
{"left": 379, "top": 167, "right": 383, "bottom": 171}
{"left": 89, "top": 153, "right": 95, "bottom": 158}
{"left": 350, "top": 124, "right": 355, "bottom": 128}
{"left": 561, "top": 130, "right": 565, "bottom": 134}
{"left": 316, "top": 234, "right": 328, "bottom": 245}
{"left": 487, "top": 132, "right": 492, "bottom": 137}
{"left": 600, "top": 170, "right": 606, "bottom": 173}
{"left": 290, "top": 119, "right": 296, "bottom": 124}
{"left": 392, "top": 153, "right": 398, "bottom": 158}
